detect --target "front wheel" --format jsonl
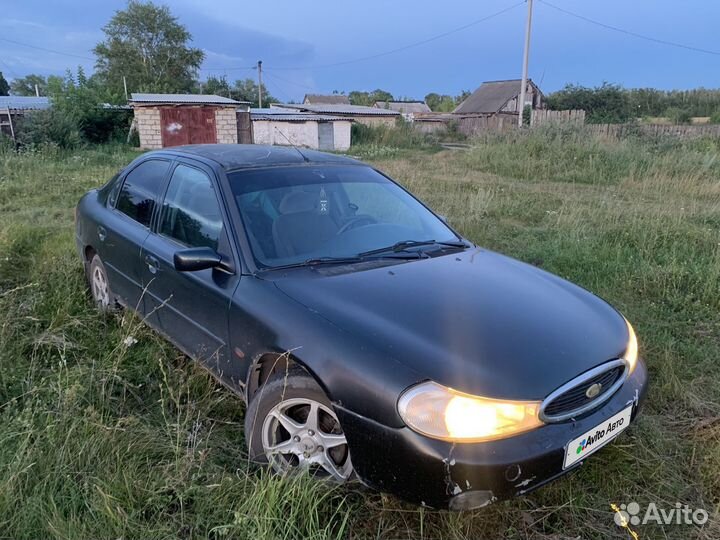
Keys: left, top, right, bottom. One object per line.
{"left": 245, "top": 368, "right": 353, "bottom": 482}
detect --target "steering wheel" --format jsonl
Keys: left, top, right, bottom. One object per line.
{"left": 336, "top": 214, "right": 378, "bottom": 235}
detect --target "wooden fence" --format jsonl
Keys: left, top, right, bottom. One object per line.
{"left": 588, "top": 123, "right": 720, "bottom": 140}
{"left": 531, "top": 109, "right": 585, "bottom": 127}
{"left": 456, "top": 113, "right": 518, "bottom": 136}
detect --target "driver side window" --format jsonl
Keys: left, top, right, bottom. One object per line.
{"left": 159, "top": 164, "right": 224, "bottom": 251}
{"left": 342, "top": 182, "right": 423, "bottom": 230}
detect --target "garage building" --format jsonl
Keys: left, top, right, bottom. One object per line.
{"left": 130, "top": 93, "right": 250, "bottom": 149}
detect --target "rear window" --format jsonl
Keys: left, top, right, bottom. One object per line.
{"left": 115, "top": 159, "right": 170, "bottom": 227}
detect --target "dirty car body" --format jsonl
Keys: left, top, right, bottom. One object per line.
{"left": 75, "top": 144, "right": 648, "bottom": 510}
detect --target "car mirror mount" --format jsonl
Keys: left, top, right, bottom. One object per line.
{"left": 174, "top": 247, "right": 223, "bottom": 272}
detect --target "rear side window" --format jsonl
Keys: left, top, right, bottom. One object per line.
{"left": 115, "top": 160, "right": 169, "bottom": 227}
{"left": 159, "top": 164, "right": 224, "bottom": 250}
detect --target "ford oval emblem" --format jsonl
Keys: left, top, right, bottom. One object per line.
{"left": 585, "top": 382, "right": 602, "bottom": 399}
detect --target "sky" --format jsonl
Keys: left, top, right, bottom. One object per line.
{"left": 1, "top": 0, "right": 718, "bottom": 101}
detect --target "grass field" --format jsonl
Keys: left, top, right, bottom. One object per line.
{"left": 0, "top": 129, "right": 719, "bottom": 539}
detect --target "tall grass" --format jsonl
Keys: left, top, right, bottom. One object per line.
{"left": 1, "top": 134, "right": 719, "bottom": 539}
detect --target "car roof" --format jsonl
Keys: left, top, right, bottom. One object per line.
{"left": 156, "top": 144, "right": 362, "bottom": 171}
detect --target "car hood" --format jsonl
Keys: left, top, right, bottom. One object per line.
{"left": 272, "top": 248, "right": 629, "bottom": 400}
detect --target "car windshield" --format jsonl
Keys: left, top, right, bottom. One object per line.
{"left": 228, "top": 165, "right": 460, "bottom": 268}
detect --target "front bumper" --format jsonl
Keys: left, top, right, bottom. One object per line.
{"left": 336, "top": 358, "right": 648, "bottom": 509}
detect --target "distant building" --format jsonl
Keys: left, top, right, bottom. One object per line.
{"left": 129, "top": 93, "right": 250, "bottom": 149}
{"left": 303, "top": 94, "right": 351, "bottom": 105}
{"left": 271, "top": 103, "right": 400, "bottom": 127}
{"left": 251, "top": 108, "right": 352, "bottom": 151}
{"left": 373, "top": 100, "right": 431, "bottom": 120}
{"left": 454, "top": 79, "right": 544, "bottom": 115}
{"left": 0, "top": 96, "right": 51, "bottom": 140}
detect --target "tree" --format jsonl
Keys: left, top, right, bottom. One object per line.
{"left": 348, "top": 89, "right": 393, "bottom": 106}
{"left": 48, "top": 67, "right": 131, "bottom": 143}
{"left": 0, "top": 72, "right": 9, "bottom": 96}
{"left": 94, "top": 0, "right": 204, "bottom": 95}
{"left": 546, "top": 83, "right": 631, "bottom": 123}
{"left": 195, "top": 76, "right": 275, "bottom": 107}
{"left": 231, "top": 78, "right": 275, "bottom": 107}
{"left": 9, "top": 74, "right": 47, "bottom": 96}
{"left": 424, "top": 92, "right": 455, "bottom": 112}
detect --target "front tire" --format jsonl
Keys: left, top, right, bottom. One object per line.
{"left": 245, "top": 368, "right": 353, "bottom": 482}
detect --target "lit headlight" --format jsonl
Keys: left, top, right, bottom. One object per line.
{"left": 623, "top": 318, "right": 639, "bottom": 372}
{"left": 397, "top": 381, "right": 543, "bottom": 443}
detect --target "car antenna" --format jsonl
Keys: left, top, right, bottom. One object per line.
{"left": 273, "top": 126, "right": 310, "bottom": 162}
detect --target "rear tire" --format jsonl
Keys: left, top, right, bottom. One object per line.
{"left": 88, "top": 254, "right": 115, "bottom": 313}
{"left": 245, "top": 368, "right": 353, "bottom": 483}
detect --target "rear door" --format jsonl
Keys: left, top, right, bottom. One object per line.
{"left": 101, "top": 158, "right": 171, "bottom": 311}
{"left": 140, "top": 160, "right": 241, "bottom": 382}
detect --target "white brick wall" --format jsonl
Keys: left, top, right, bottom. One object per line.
{"left": 215, "top": 108, "right": 238, "bottom": 144}
{"left": 135, "top": 107, "right": 162, "bottom": 149}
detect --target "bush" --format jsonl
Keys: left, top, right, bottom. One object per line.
{"left": 709, "top": 110, "right": 720, "bottom": 124}
{"left": 664, "top": 107, "right": 692, "bottom": 125}
{"left": 15, "top": 109, "right": 83, "bottom": 149}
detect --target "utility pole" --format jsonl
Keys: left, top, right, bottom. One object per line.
{"left": 518, "top": 0, "right": 534, "bottom": 127}
{"left": 34, "top": 84, "right": 39, "bottom": 97}
{"left": 123, "top": 76, "right": 128, "bottom": 101}
{"left": 257, "top": 60, "right": 263, "bottom": 108}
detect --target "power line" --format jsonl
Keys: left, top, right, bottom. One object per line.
{"left": 259, "top": 2, "right": 524, "bottom": 71}
{"left": 539, "top": 0, "right": 720, "bottom": 57}
{"left": 261, "top": 72, "right": 294, "bottom": 103}
{"left": 201, "top": 64, "right": 256, "bottom": 71}
{"left": 262, "top": 69, "right": 317, "bottom": 92}
{"left": 0, "top": 37, "right": 95, "bottom": 61}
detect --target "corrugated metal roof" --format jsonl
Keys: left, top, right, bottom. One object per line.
{"left": 272, "top": 103, "right": 400, "bottom": 116}
{"left": 303, "top": 94, "right": 351, "bottom": 105}
{"left": 374, "top": 101, "right": 432, "bottom": 114}
{"left": 0, "top": 96, "right": 51, "bottom": 110}
{"left": 251, "top": 108, "right": 351, "bottom": 122}
{"left": 454, "top": 79, "right": 540, "bottom": 114}
{"left": 130, "top": 93, "right": 249, "bottom": 105}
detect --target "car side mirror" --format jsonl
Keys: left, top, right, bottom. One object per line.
{"left": 174, "top": 247, "right": 222, "bottom": 272}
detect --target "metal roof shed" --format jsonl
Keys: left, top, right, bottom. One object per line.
{"left": 271, "top": 103, "right": 400, "bottom": 127}
{"left": 250, "top": 108, "right": 352, "bottom": 151}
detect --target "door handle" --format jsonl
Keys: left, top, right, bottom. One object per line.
{"left": 144, "top": 255, "right": 160, "bottom": 274}
{"left": 97, "top": 226, "right": 107, "bottom": 242}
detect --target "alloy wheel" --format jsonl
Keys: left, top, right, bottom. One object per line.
{"left": 261, "top": 397, "right": 352, "bottom": 482}
{"left": 92, "top": 265, "right": 110, "bottom": 309}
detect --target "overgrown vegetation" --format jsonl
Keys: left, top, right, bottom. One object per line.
{"left": 1, "top": 131, "right": 719, "bottom": 538}
{"left": 548, "top": 82, "right": 720, "bottom": 124}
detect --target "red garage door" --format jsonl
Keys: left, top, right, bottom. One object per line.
{"left": 160, "top": 107, "right": 217, "bottom": 147}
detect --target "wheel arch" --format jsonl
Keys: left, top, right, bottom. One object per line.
{"left": 245, "top": 351, "right": 332, "bottom": 405}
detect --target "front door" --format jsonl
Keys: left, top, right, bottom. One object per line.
{"left": 237, "top": 111, "right": 253, "bottom": 144}
{"left": 160, "top": 107, "right": 217, "bottom": 147}
{"left": 103, "top": 158, "right": 171, "bottom": 311}
{"left": 140, "top": 161, "right": 241, "bottom": 383}
{"left": 318, "top": 122, "right": 334, "bottom": 150}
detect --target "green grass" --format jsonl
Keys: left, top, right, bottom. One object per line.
{"left": 1, "top": 132, "right": 719, "bottom": 539}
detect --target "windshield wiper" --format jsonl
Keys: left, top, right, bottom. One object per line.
{"left": 261, "top": 256, "right": 364, "bottom": 271}
{"left": 358, "top": 239, "right": 468, "bottom": 258}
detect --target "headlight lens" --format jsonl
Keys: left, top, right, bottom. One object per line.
{"left": 397, "top": 382, "right": 543, "bottom": 442}
{"left": 623, "top": 318, "right": 639, "bottom": 372}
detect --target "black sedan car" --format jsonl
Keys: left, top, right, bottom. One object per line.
{"left": 75, "top": 144, "right": 648, "bottom": 510}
